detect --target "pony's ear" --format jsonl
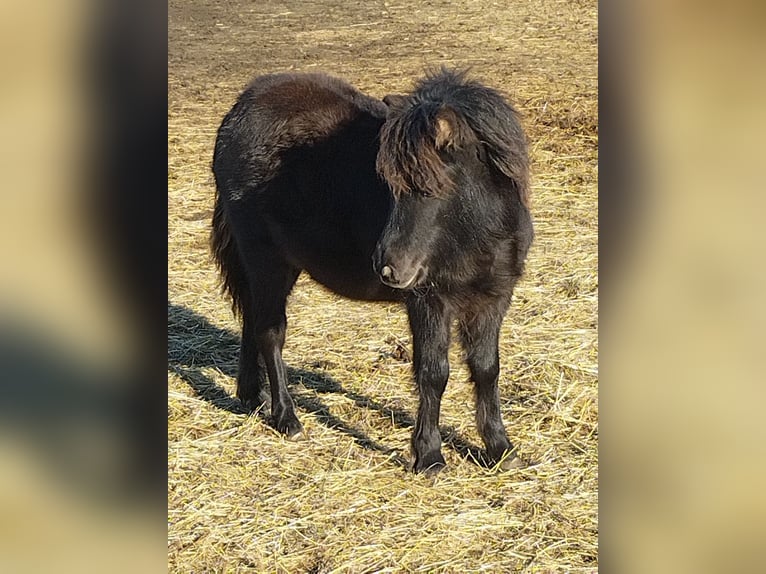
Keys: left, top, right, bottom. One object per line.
{"left": 434, "top": 107, "right": 472, "bottom": 149}
{"left": 382, "top": 94, "right": 407, "bottom": 109}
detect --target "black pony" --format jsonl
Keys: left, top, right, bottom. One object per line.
{"left": 211, "top": 69, "right": 533, "bottom": 473}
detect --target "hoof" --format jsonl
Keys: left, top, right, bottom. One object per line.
{"left": 240, "top": 398, "right": 266, "bottom": 414}
{"left": 272, "top": 415, "right": 304, "bottom": 439}
{"left": 413, "top": 451, "right": 446, "bottom": 475}
{"left": 492, "top": 448, "right": 527, "bottom": 471}
{"left": 499, "top": 455, "right": 526, "bottom": 471}
{"left": 286, "top": 429, "right": 307, "bottom": 442}
{"left": 237, "top": 389, "right": 270, "bottom": 414}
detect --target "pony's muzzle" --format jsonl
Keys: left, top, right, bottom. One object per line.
{"left": 379, "top": 262, "right": 408, "bottom": 288}
{"left": 373, "top": 252, "right": 425, "bottom": 289}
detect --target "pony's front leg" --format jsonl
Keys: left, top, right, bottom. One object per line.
{"left": 406, "top": 294, "right": 451, "bottom": 474}
{"left": 458, "top": 298, "right": 523, "bottom": 470}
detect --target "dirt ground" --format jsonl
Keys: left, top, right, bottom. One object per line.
{"left": 169, "top": 0, "right": 597, "bottom": 571}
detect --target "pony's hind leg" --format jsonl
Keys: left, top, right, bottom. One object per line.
{"left": 237, "top": 315, "right": 269, "bottom": 412}
{"left": 244, "top": 254, "right": 302, "bottom": 437}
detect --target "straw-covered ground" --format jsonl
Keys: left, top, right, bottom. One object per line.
{"left": 169, "top": 0, "right": 597, "bottom": 571}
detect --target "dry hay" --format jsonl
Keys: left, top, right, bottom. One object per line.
{"left": 169, "top": 0, "right": 597, "bottom": 571}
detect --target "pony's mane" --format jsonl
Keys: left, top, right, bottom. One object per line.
{"left": 376, "top": 68, "right": 529, "bottom": 206}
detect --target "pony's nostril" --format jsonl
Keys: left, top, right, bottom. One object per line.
{"left": 381, "top": 265, "right": 393, "bottom": 279}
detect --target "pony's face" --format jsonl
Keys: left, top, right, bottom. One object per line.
{"left": 373, "top": 96, "right": 477, "bottom": 289}
{"left": 372, "top": 190, "right": 449, "bottom": 289}
{"left": 372, "top": 71, "right": 529, "bottom": 290}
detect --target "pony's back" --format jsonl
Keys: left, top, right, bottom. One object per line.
{"left": 213, "top": 73, "right": 387, "bottom": 201}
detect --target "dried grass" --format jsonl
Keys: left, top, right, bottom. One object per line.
{"left": 169, "top": 0, "right": 597, "bottom": 571}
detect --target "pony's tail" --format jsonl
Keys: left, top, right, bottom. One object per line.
{"left": 210, "top": 193, "right": 248, "bottom": 319}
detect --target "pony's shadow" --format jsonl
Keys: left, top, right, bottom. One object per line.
{"left": 168, "top": 302, "right": 487, "bottom": 470}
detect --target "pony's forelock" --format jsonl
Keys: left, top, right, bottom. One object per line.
{"left": 376, "top": 68, "right": 530, "bottom": 207}
{"left": 376, "top": 104, "right": 456, "bottom": 198}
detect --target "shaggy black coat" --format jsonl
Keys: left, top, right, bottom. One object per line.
{"left": 211, "top": 68, "right": 533, "bottom": 473}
